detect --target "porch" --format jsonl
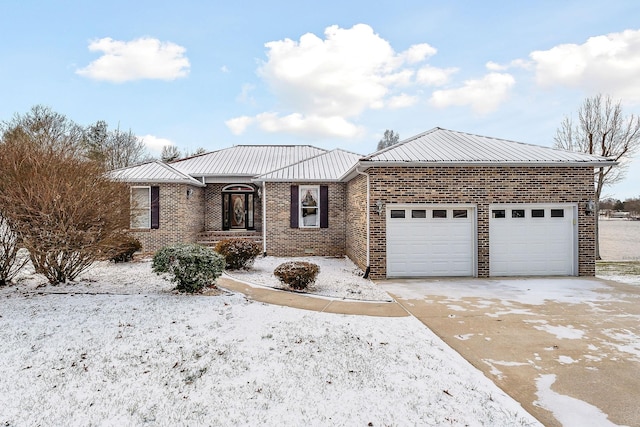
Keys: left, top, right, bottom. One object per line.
{"left": 196, "top": 230, "right": 262, "bottom": 248}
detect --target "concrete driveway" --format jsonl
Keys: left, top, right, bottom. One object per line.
{"left": 379, "top": 277, "right": 640, "bottom": 427}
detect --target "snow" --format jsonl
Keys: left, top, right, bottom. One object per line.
{"left": 535, "top": 375, "right": 627, "bottom": 427}
{"left": 227, "top": 255, "right": 392, "bottom": 302}
{"left": 0, "top": 260, "right": 541, "bottom": 426}
{"left": 381, "top": 277, "right": 619, "bottom": 306}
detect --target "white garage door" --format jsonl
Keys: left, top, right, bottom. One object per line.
{"left": 489, "top": 204, "right": 577, "bottom": 276}
{"left": 386, "top": 205, "right": 475, "bottom": 277}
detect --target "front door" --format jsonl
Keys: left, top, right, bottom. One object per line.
{"left": 230, "top": 194, "right": 246, "bottom": 229}
{"left": 222, "top": 189, "right": 255, "bottom": 230}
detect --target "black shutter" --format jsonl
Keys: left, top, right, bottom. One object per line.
{"left": 290, "top": 185, "right": 299, "bottom": 228}
{"left": 320, "top": 185, "right": 328, "bottom": 228}
{"left": 151, "top": 186, "right": 160, "bottom": 229}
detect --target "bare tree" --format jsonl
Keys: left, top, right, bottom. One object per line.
{"left": 554, "top": 94, "right": 640, "bottom": 258}
{"left": 161, "top": 145, "right": 181, "bottom": 162}
{"left": 0, "top": 107, "right": 130, "bottom": 284}
{"left": 86, "top": 120, "right": 149, "bottom": 169}
{"left": 376, "top": 129, "right": 400, "bottom": 151}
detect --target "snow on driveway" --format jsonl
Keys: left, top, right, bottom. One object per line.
{"left": 0, "top": 261, "right": 540, "bottom": 426}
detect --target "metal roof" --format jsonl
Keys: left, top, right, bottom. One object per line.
{"left": 109, "top": 161, "right": 206, "bottom": 187}
{"left": 171, "top": 145, "right": 327, "bottom": 176}
{"left": 362, "top": 127, "right": 616, "bottom": 166}
{"left": 254, "top": 149, "right": 362, "bottom": 182}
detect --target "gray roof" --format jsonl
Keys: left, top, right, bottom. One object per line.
{"left": 254, "top": 149, "right": 362, "bottom": 182}
{"left": 171, "top": 145, "right": 327, "bottom": 176}
{"left": 109, "top": 161, "right": 206, "bottom": 187}
{"left": 362, "top": 128, "right": 616, "bottom": 166}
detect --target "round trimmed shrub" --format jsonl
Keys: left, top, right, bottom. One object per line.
{"left": 109, "top": 233, "right": 142, "bottom": 263}
{"left": 152, "top": 243, "right": 225, "bottom": 293}
{"left": 274, "top": 261, "right": 320, "bottom": 291}
{"left": 214, "top": 238, "right": 261, "bottom": 270}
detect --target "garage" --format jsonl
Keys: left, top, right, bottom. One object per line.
{"left": 386, "top": 205, "right": 476, "bottom": 277}
{"left": 489, "top": 204, "right": 577, "bottom": 276}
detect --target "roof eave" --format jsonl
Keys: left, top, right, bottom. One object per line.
{"left": 113, "top": 178, "right": 206, "bottom": 187}
{"left": 358, "top": 160, "right": 618, "bottom": 168}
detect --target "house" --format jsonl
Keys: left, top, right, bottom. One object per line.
{"left": 111, "top": 127, "right": 615, "bottom": 279}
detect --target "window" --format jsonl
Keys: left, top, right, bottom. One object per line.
{"left": 390, "top": 210, "right": 405, "bottom": 219}
{"left": 131, "top": 187, "right": 150, "bottom": 229}
{"left": 551, "top": 209, "right": 564, "bottom": 218}
{"left": 531, "top": 209, "right": 545, "bottom": 218}
{"left": 411, "top": 209, "right": 426, "bottom": 218}
{"left": 512, "top": 209, "right": 525, "bottom": 218}
{"left": 290, "top": 185, "right": 328, "bottom": 229}
{"left": 492, "top": 209, "right": 506, "bottom": 218}
{"left": 300, "top": 186, "right": 319, "bottom": 228}
{"left": 432, "top": 209, "right": 447, "bottom": 218}
{"left": 453, "top": 209, "right": 468, "bottom": 219}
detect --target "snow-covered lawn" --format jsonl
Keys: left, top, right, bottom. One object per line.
{"left": 227, "top": 255, "right": 392, "bottom": 301}
{"left": 0, "top": 260, "right": 540, "bottom": 426}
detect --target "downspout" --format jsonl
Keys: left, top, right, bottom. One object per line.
{"left": 261, "top": 181, "right": 267, "bottom": 256}
{"left": 355, "top": 166, "right": 371, "bottom": 279}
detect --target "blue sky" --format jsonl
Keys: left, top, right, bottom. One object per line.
{"left": 1, "top": 0, "right": 639, "bottom": 199}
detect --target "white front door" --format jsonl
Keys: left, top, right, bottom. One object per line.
{"left": 386, "top": 205, "right": 476, "bottom": 277}
{"left": 489, "top": 204, "right": 577, "bottom": 276}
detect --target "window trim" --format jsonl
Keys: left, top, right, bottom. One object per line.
{"left": 131, "top": 186, "right": 151, "bottom": 229}
{"left": 299, "top": 185, "right": 320, "bottom": 229}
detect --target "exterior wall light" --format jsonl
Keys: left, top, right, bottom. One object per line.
{"left": 585, "top": 200, "right": 595, "bottom": 215}
{"left": 375, "top": 200, "right": 384, "bottom": 215}
{"left": 186, "top": 188, "right": 193, "bottom": 199}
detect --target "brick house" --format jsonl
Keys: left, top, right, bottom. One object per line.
{"left": 111, "top": 128, "right": 614, "bottom": 279}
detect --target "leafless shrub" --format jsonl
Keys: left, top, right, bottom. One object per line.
{"left": 0, "top": 106, "right": 130, "bottom": 284}
{"left": 0, "top": 215, "right": 28, "bottom": 286}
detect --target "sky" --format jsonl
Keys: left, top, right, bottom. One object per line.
{"left": 1, "top": 0, "right": 639, "bottom": 199}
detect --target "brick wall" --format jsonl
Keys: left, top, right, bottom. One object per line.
{"left": 265, "top": 182, "right": 346, "bottom": 257}
{"left": 128, "top": 183, "right": 205, "bottom": 253}
{"left": 364, "top": 166, "right": 596, "bottom": 279}
{"left": 345, "top": 174, "right": 368, "bottom": 271}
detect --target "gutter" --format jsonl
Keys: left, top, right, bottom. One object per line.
{"left": 355, "top": 166, "right": 371, "bottom": 279}
{"left": 260, "top": 181, "right": 267, "bottom": 256}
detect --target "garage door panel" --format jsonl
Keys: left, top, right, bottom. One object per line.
{"left": 490, "top": 204, "right": 576, "bottom": 276}
{"left": 387, "top": 206, "right": 475, "bottom": 277}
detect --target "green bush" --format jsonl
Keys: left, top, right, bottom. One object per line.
{"left": 152, "top": 243, "right": 225, "bottom": 293}
{"left": 274, "top": 261, "right": 320, "bottom": 291}
{"left": 214, "top": 238, "right": 261, "bottom": 270}
{"left": 109, "top": 233, "right": 142, "bottom": 263}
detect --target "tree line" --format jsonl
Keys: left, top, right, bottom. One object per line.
{"left": 600, "top": 197, "right": 640, "bottom": 215}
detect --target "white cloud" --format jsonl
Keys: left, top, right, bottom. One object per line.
{"left": 237, "top": 83, "right": 256, "bottom": 104}
{"left": 387, "top": 93, "right": 419, "bottom": 109}
{"left": 220, "top": 65, "right": 230, "bottom": 73}
{"left": 138, "top": 135, "right": 174, "bottom": 154}
{"left": 416, "top": 65, "right": 458, "bottom": 86}
{"left": 226, "top": 24, "right": 435, "bottom": 139}
{"left": 485, "top": 59, "right": 531, "bottom": 71}
{"left": 76, "top": 37, "right": 190, "bottom": 83}
{"left": 530, "top": 29, "right": 640, "bottom": 102}
{"left": 401, "top": 43, "right": 437, "bottom": 64}
{"left": 430, "top": 73, "right": 515, "bottom": 115}
{"left": 225, "top": 116, "right": 255, "bottom": 135}
{"left": 255, "top": 112, "right": 364, "bottom": 138}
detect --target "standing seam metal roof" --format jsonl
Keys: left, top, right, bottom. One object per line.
{"left": 254, "top": 149, "right": 362, "bottom": 181}
{"left": 170, "top": 145, "right": 327, "bottom": 176}
{"left": 363, "top": 127, "right": 615, "bottom": 164}
{"left": 109, "top": 160, "right": 206, "bottom": 186}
